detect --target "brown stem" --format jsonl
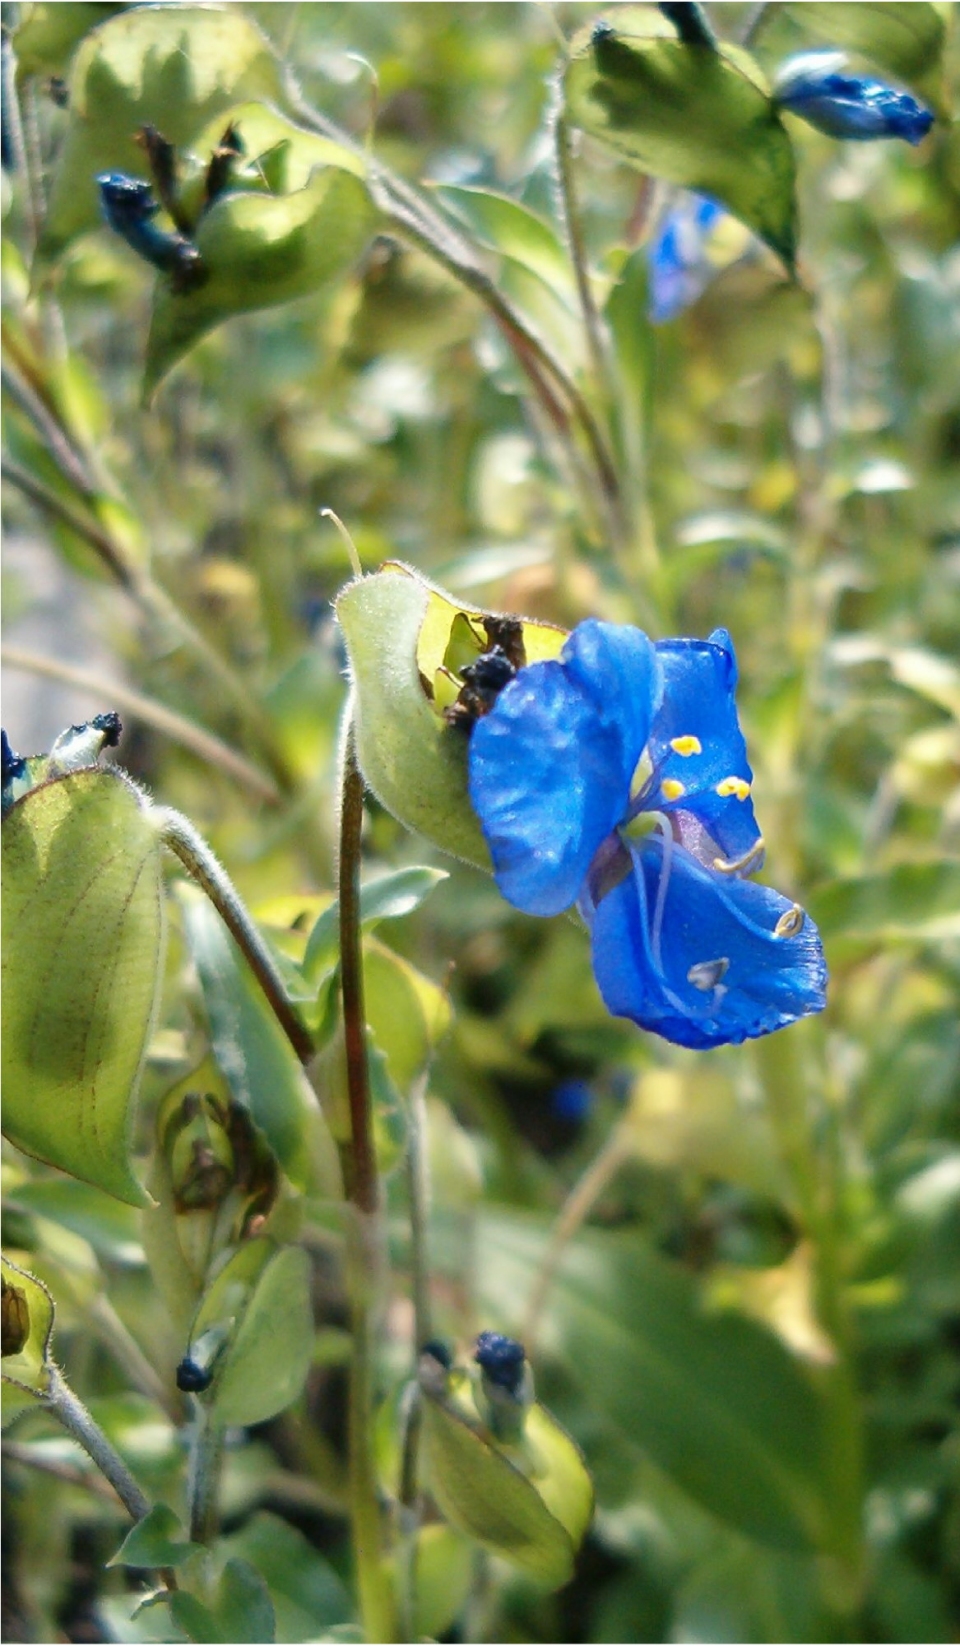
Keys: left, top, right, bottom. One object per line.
{"left": 337, "top": 727, "right": 379, "bottom": 1216}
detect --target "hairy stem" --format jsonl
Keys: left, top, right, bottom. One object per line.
{"left": 45, "top": 1363, "right": 150, "bottom": 1522}
{"left": 338, "top": 723, "right": 396, "bottom": 1642}
{"left": 186, "top": 1403, "right": 224, "bottom": 1544}
{"left": 157, "top": 807, "right": 315, "bottom": 1066}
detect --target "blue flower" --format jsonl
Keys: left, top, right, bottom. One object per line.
{"left": 648, "top": 193, "right": 727, "bottom": 322}
{"left": 468, "top": 620, "right": 827, "bottom": 1049}
{"left": 774, "top": 55, "right": 933, "bottom": 145}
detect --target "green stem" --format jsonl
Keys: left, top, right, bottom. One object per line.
{"left": 284, "top": 81, "right": 624, "bottom": 544}
{"left": 157, "top": 807, "right": 315, "bottom": 1067}
{"left": 186, "top": 1403, "right": 224, "bottom": 1544}
{"left": 45, "top": 1363, "right": 150, "bottom": 1522}
{"left": 553, "top": 116, "right": 610, "bottom": 409}
{"left": 338, "top": 724, "right": 396, "bottom": 1643}
{"left": 523, "top": 1128, "right": 632, "bottom": 1349}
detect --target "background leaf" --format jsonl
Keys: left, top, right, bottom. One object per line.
{"left": 478, "top": 1212, "right": 830, "bottom": 1551}
{"left": 2, "top": 770, "right": 164, "bottom": 1206}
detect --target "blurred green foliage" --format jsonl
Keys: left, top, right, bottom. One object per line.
{"left": 2, "top": 2, "right": 959, "bottom": 1642}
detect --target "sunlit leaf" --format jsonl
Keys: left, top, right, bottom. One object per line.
{"left": 144, "top": 164, "right": 377, "bottom": 397}
{"left": 336, "top": 563, "right": 565, "bottom": 869}
{"left": 2, "top": 769, "right": 164, "bottom": 1207}
{"left": 38, "top": 5, "right": 283, "bottom": 263}
{"left": 13, "top": 2, "right": 125, "bottom": 79}
{"left": 564, "top": 13, "right": 797, "bottom": 266}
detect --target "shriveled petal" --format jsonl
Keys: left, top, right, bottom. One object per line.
{"left": 584, "top": 836, "right": 826, "bottom": 1049}
{"left": 469, "top": 620, "right": 660, "bottom": 916}
{"left": 647, "top": 628, "right": 761, "bottom": 869}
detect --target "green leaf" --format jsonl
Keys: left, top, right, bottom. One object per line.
{"left": 214, "top": 1558, "right": 276, "bottom": 1645}
{"left": 2, "top": 1256, "right": 55, "bottom": 1416}
{"left": 436, "top": 185, "right": 576, "bottom": 305}
{"left": 784, "top": 3, "right": 946, "bottom": 104}
{"left": 420, "top": 1367, "right": 589, "bottom": 1588}
{"left": 220, "top": 1512, "right": 353, "bottom": 1644}
{"left": 406, "top": 1525, "right": 473, "bottom": 1641}
{"left": 302, "top": 866, "right": 448, "bottom": 982}
{"left": 109, "top": 1504, "right": 201, "bottom": 1570}
{"left": 336, "top": 564, "right": 565, "bottom": 869}
{"left": 189, "top": 1241, "right": 314, "bottom": 1426}
{"left": 13, "top": 2, "right": 125, "bottom": 79}
{"left": 564, "top": 14, "right": 797, "bottom": 267}
{"left": 365, "top": 938, "right": 451, "bottom": 1092}
{"left": 2, "top": 769, "right": 164, "bottom": 1207}
{"left": 478, "top": 1213, "right": 830, "bottom": 1551}
{"left": 605, "top": 247, "right": 653, "bottom": 479}
{"left": 38, "top": 5, "right": 283, "bottom": 263}
{"left": 178, "top": 885, "right": 339, "bottom": 1194}
{"left": 809, "top": 862, "right": 960, "bottom": 944}
{"left": 144, "top": 164, "right": 377, "bottom": 397}
{"left": 7, "top": 1178, "right": 142, "bottom": 1264}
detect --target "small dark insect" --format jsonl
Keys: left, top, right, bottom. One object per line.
{"left": 175, "top": 1356, "right": 213, "bottom": 1393}
{"left": 444, "top": 616, "right": 527, "bottom": 733}
{"left": 46, "top": 76, "right": 69, "bottom": 108}
{"left": 97, "top": 172, "right": 206, "bottom": 294}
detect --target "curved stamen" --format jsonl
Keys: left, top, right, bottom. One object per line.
{"left": 712, "top": 838, "right": 765, "bottom": 876}
{"left": 645, "top": 810, "right": 675, "bottom": 972}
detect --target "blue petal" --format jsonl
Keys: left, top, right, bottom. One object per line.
{"left": 584, "top": 836, "right": 826, "bottom": 1049}
{"left": 648, "top": 193, "right": 726, "bottom": 323}
{"left": 468, "top": 620, "right": 660, "bottom": 916}
{"left": 776, "top": 70, "right": 933, "bottom": 145}
{"left": 645, "top": 628, "right": 762, "bottom": 868}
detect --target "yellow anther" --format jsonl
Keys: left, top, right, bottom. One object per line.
{"left": 687, "top": 957, "right": 729, "bottom": 992}
{"left": 715, "top": 775, "right": 751, "bottom": 801}
{"left": 669, "top": 735, "right": 702, "bottom": 757}
{"left": 774, "top": 904, "right": 805, "bottom": 938}
{"left": 712, "top": 838, "right": 766, "bottom": 876}
{"left": 661, "top": 778, "right": 686, "bottom": 801}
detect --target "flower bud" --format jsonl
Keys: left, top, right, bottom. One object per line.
{"left": 774, "top": 54, "right": 933, "bottom": 145}
{"left": 474, "top": 1331, "right": 534, "bottom": 1443}
{"left": 2, "top": 1278, "right": 30, "bottom": 1358}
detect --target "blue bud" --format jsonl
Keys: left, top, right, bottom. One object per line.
{"left": 175, "top": 1355, "right": 213, "bottom": 1393}
{"left": 774, "top": 55, "right": 933, "bottom": 145}
{"left": 474, "top": 1331, "right": 526, "bottom": 1395}
{"left": 97, "top": 172, "right": 205, "bottom": 290}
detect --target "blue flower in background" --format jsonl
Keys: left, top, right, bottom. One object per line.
{"left": 774, "top": 54, "right": 933, "bottom": 145}
{"left": 647, "top": 193, "right": 726, "bottom": 323}
{"left": 468, "top": 621, "right": 827, "bottom": 1049}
